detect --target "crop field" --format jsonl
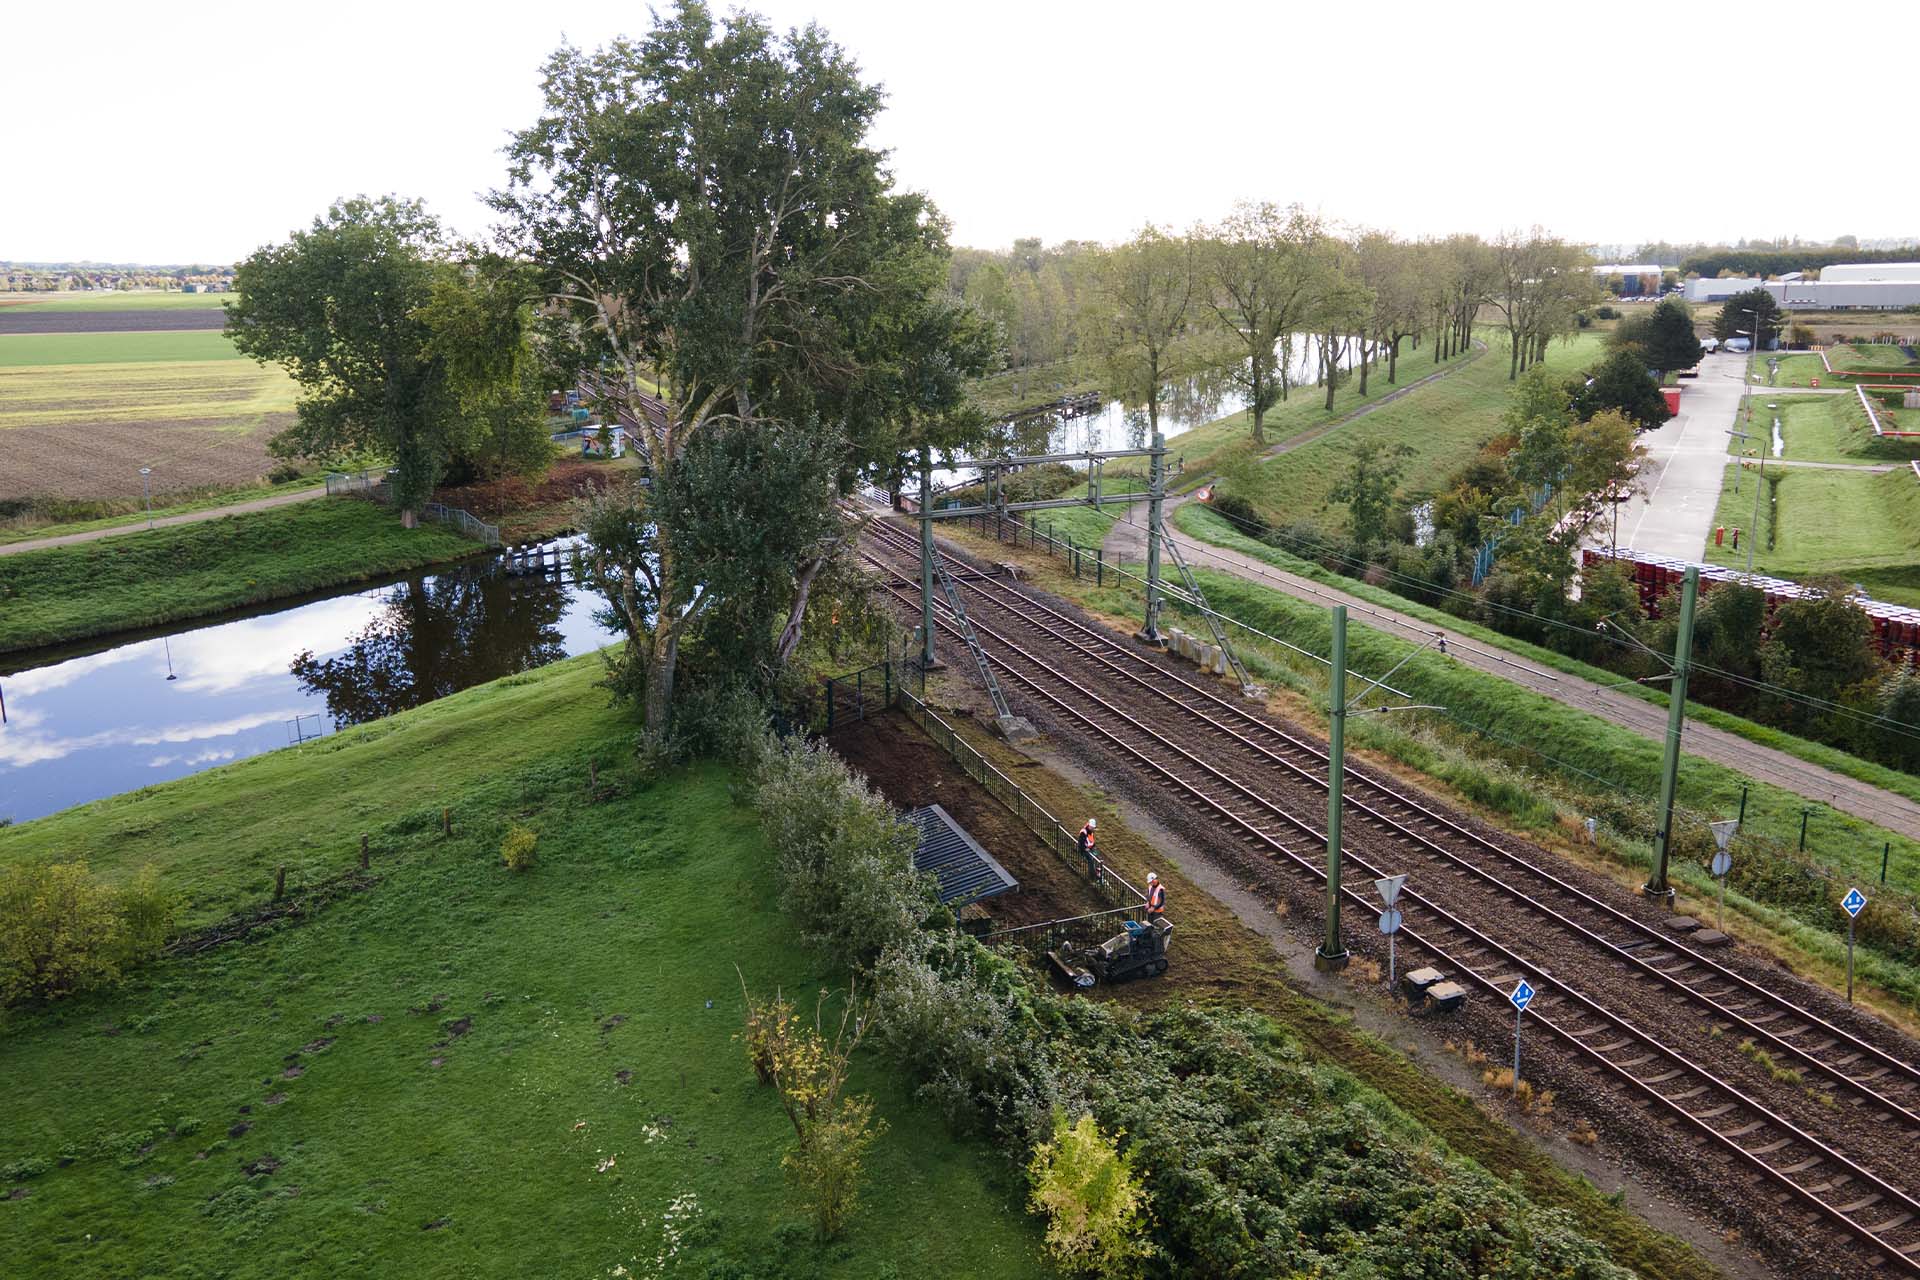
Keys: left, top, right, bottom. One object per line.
{"left": 0, "top": 308, "right": 227, "bottom": 334}
{"left": 1705, "top": 462, "right": 1920, "bottom": 606}
{"left": 0, "top": 290, "right": 229, "bottom": 312}
{"left": 0, "top": 328, "right": 294, "bottom": 501}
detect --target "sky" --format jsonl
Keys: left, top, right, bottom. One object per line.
{"left": 4, "top": 0, "right": 1906, "bottom": 264}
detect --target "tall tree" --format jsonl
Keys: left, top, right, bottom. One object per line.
{"left": 1573, "top": 350, "right": 1669, "bottom": 427}
{"left": 418, "top": 260, "right": 556, "bottom": 495}
{"left": 1307, "top": 234, "right": 1372, "bottom": 411}
{"left": 227, "top": 197, "right": 457, "bottom": 527}
{"left": 1078, "top": 226, "right": 1199, "bottom": 438}
{"left": 490, "top": 3, "right": 991, "bottom": 727}
{"left": 1196, "top": 203, "right": 1321, "bottom": 443}
{"left": 1712, "top": 286, "right": 1785, "bottom": 348}
{"left": 1637, "top": 297, "right": 1704, "bottom": 373}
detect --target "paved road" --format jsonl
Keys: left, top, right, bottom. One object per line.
{"left": 1099, "top": 497, "right": 1920, "bottom": 841}
{"left": 1606, "top": 349, "right": 1748, "bottom": 560}
{"left": 0, "top": 486, "right": 328, "bottom": 556}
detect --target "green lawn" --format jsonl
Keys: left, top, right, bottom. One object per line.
{"left": 0, "top": 499, "right": 481, "bottom": 655}
{"left": 0, "top": 330, "right": 247, "bottom": 367}
{"left": 1226, "top": 332, "right": 1601, "bottom": 533}
{"left": 1, "top": 291, "right": 230, "bottom": 312}
{"left": 1762, "top": 353, "right": 1827, "bottom": 386}
{"left": 1732, "top": 393, "right": 1920, "bottom": 465}
{"left": 0, "top": 476, "right": 326, "bottom": 546}
{"left": 1705, "top": 463, "right": 1920, "bottom": 605}
{"left": 0, "top": 656, "right": 1048, "bottom": 1278}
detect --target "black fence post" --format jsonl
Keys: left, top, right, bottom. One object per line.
{"left": 1884, "top": 841, "right": 1892, "bottom": 885}
{"left": 1097, "top": 548, "right": 1104, "bottom": 587}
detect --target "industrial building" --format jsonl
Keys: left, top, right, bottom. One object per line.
{"left": 1591, "top": 263, "right": 1666, "bottom": 295}
{"left": 1683, "top": 276, "right": 1765, "bottom": 303}
{"left": 1767, "top": 265, "right": 1920, "bottom": 310}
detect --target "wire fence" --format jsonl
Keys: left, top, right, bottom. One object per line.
{"left": 322, "top": 471, "right": 500, "bottom": 547}
{"left": 324, "top": 469, "right": 390, "bottom": 497}
{"left": 421, "top": 502, "right": 500, "bottom": 547}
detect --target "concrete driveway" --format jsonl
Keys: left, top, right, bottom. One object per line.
{"left": 1601, "top": 349, "right": 1749, "bottom": 559}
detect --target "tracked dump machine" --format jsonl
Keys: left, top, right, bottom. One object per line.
{"left": 1049, "top": 917, "right": 1173, "bottom": 988}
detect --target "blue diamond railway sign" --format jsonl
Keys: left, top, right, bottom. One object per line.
{"left": 1509, "top": 979, "right": 1535, "bottom": 1012}
{"left": 1843, "top": 887, "right": 1867, "bottom": 918}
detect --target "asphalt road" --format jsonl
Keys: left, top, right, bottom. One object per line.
{"left": 1606, "top": 349, "right": 1749, "bottom": 559}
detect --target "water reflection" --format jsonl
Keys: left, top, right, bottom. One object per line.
{"left": 292, "top": 572, "right": 570, "bottom": 727}
{"left": 0, "top": 539, "right": 613, "bottom": 824}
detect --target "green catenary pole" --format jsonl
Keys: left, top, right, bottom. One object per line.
{"left": 919, "top": 450, "right": 936, "bottom": 668}
{"left": 1316, "top": 605, "right": 1351, "bottom": 971}
{"left": 1141, "top": 430, "right": 1166, "bottom": 643}
{"left": 1646, "top": 567, "right": 1699, "bottom": 902}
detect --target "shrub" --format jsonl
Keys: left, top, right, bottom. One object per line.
{"left": 115, "top": 865, "right": 179, "bottom": 963}
{"left": 753, "top": 738, "right": 935, "bottom": 968}
{"left": 267, "top": 462, "right": 305, "bottom": 484}
{"left": 500, "top": 824, "right": 539, "bottom": 871}
{"left": 1027, "top": 1110, "right": 1151, "bottom": 1275}
{"left": 0, "top": 861, "right": 127, "bottom": 1005}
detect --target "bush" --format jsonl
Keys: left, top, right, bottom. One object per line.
{"left": 267, "top": 462, "right": 305, "bottom": 484}
{"left": 500, "top": 824, "right": 539, "bottom": 871}
{"left": 1027, "top": 1110, "right": 1151, "bottom": 1275}
{"left": 115, "top": 866, "right": 179, "bottom": 962}
{"left": 752, "top": 738, "right": 936, "bottom": 968}
{"left": 1, "top": 862, "right": 128, "bottom": 1005}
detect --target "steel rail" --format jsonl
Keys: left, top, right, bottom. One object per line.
{"left": 868, "top": 563, "right": 1920, "bottom": 1270}
{"left": 868, "top": 518, "right": 1920, "bottom": 1106}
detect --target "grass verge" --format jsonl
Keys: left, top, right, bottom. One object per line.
{"left": 1705, "top": 463, "right": 1920, "bottom": 606}
{"left": 0, "top": 655, "right": 1046, "bottom": 1277}
{"left": 0, "top": 499, "right": 481, "bottom": 656}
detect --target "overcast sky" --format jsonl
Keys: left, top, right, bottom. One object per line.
{"left": 4, "top": 0, "right": 1903, "bottom": 264}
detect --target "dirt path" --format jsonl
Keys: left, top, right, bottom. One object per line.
{"left": 0, "top": 486, "right": 327, "bottom": 556}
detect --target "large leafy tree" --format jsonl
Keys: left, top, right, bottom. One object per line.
{"left": 1078, "top": 226, "right": 1201, "bottom": 437}
{"left": 1712, "top": 286, "right": 1784, "bottom": 348}
{"left": 228, "top": 197, "right": 461, "bottom": 526}
{"left": 490, "top": 3, "right": 991, "bottom": 727}
{"left": 1196, "top": 203, "right": 1322, "bottom": 442}
{"left": 418, "top": 260, "right": 555, "bottom": 494}
{"left": 1573, "top": 349, "right": 1669, "bottom": 427}
{"left": 1612, "top": 297, "right": 1703, "bottom": 373}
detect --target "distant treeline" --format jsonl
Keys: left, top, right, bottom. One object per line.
{"left": 1681, "top": 246, "right": 1919, "bottom": 279}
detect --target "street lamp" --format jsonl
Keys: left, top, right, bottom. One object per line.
{"left": 139, "top": 466, "right": 153, "bottom": 529}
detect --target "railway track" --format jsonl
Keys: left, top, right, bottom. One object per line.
{"left": 860, "top": 517, "right": 1920, "bottom": 1273}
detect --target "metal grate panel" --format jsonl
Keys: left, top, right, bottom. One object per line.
{"left": 904, "top": 803, "right": 1019, "bottom": 908}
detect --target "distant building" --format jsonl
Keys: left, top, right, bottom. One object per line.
{"left": 1768, "top": 278, "right": 1920, "bottom": 310}
{"left": 1816, "top": 262, "right": 1920, "bottom": 284}
{"left": 1592, "top": 263, "right": 1666, "bottom": 295}
{"left": 1684, "top": 277, "right": 1765, "bottom": 303}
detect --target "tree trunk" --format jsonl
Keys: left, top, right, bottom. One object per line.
{"left": 400, "top": 507, "right": 418, "bottom": 529}
{"left": 774, "top": 553, "right": 829, "bottom": 665}
{"left": 644, "top": 623, "right": 679, "bottom": 733}
{"left": 1509, "top": 331, "right": 1520, "bottom": 380}
{"left": 1323, "top": 332, "right": 1338, "bottom": 411}
{"left": 1389, "top": 337, "right": 1400, "bottom": 383}
{"left": 1357, "top": 337, "right": 1370, "bottom": 397}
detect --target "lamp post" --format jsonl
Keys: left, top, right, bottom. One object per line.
{"left": 139, "top": 466, "right": 154, "bottom": 529}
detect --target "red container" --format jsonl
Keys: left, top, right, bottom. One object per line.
{"left": 1662, "top": 386, "right": 1682, "bottom": 416}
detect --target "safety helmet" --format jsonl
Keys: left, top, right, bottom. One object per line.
{"left": 1087, "top": 817, "right": 1097, "bottom": 829}
{"left": 1146, "top": 872, "right": 1158, "bottom": 883}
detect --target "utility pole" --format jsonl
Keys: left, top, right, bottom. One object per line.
{"left": 918, "top": 448, "right": 938, "bottom": 669}
{"left": 1138, "top": 430, "right": 1166, "bottom": 645}
{"left": 1645, "top": 567, "right": 1699, "bottom": 903}
{"left": 1316, "top": 605, "right": 1351, "bottom": 971}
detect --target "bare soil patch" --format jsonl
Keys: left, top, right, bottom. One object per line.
{"left": 0, "top": 415, "right": 289, "bottom": 501}
{"left": 0, "top": 310, "right": 226, "bottom": 335}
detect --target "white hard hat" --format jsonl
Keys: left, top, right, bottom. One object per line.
{"left": 1146, "top": 872, "right": 1158, "bottom": 882}
{"left": 1087, "top": 817, "right": 1097, "bottom": 829}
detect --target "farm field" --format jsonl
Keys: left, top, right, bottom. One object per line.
{"left": 0, "top": 329, "right": 294, "bottom": 503}
{"left": 1733, "top": 392, "right": 1920, "bottom": 465}
{"left": 0, "top": 290, "right": 230, "bottom": 311}
{"left": 1705, "top": 462, "right": 1920, "bottom": 606}
{"left": 0, "top": 308, "right": 227, "bottom": 334}
{"left": 0, "top": 499, "right": 480, "bottom": 654}
{"left": 0, "top": 655, "right": 1048, "bottom": 1279}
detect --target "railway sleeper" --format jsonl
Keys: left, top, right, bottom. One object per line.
{"left": 1868, "top": 1211, "right": 1912, "bottom": 1233}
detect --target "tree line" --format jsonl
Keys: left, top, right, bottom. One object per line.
{"left": 221, "top": 0, "right": 1613, "bottom": 744}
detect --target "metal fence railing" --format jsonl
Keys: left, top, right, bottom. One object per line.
{"left": 422, "top": 502, "right": 500, "bottom": 547}
{"left": 822, "top": 661, "right": 894, "bottom": 731}
{"left": 898, "top": 686, "right": 1143, "bottom": 910}
{"left": 325, "top": 468, "right": 391, "bottom": 497}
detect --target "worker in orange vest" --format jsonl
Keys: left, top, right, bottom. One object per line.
{"left": 1145, "top": 872, "right": 1166, "bottom": 920}
{"left": 1076, "top": 817, "right": 1102, "bottom": 884}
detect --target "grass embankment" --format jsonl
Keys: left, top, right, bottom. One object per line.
{"left": 1705, "top": 462, "right": 1920, "bottom": 606}
{"left": 967, "top": 359, "right": 1103, "bottom": 419}
{"left": 0, "top": 477, "right": 327, "bottom": 547}
{"left": 943, "top": 514, "right": 1920, "bottom": 1020}
{"left": 0, "top": 499, "right": 481, "bottom": 656}
{"left": 1223, "top": 333, "right": 1600, "bottom": 534}
{"left": 0, "top": 656, "right": 1046, "bottom": 1277}
{"left": 1029, "top": 341, "right": 1487, "bottom": 552}
{"left": 1732, "top": 391, "right": 1920, "bottom": 465}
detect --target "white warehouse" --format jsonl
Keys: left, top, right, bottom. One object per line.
{"left": 1684, "top": 277, "right": 1765, "bottom": 302}
{"left": 1767, "top": 264, "right": 1920, "bottom": 310}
